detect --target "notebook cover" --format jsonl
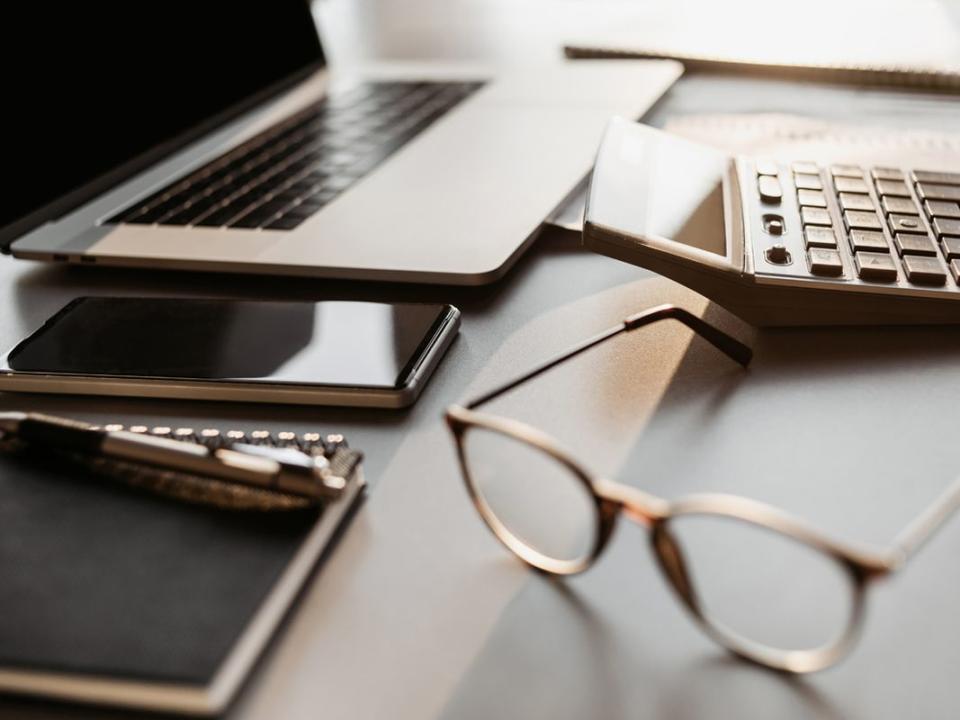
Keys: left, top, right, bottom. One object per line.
{"left": 0, "top": 449, "right": 358, "bottom": 709}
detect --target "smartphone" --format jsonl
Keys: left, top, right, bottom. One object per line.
{"left": 0, "top": 297, "right": 460, "bottom": 407}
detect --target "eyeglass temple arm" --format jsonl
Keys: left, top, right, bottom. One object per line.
{"left": 465, "top": 304, "right": 752, "bottom": 410}
{"left": 885, "top": 474, "right": 960, "bottom": 567}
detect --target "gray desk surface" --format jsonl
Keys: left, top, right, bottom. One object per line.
{"left": 4, "top": 2, "right": 960, "bottom": 718}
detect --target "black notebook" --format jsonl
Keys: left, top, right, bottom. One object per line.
{"left": 0, "top": 425, "right": 365, "bottom": 715}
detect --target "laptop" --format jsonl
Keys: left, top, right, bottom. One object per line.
{"left": 4, "top": 2, "right": 681, "bottom": 285}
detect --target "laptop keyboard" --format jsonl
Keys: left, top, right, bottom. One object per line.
{"left": 753, "top": 161, "right": 960, "bottom": 287}
{"left": 106, "top": 81, "right": 483, "bottom": 231}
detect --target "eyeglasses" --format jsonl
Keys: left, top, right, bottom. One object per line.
{"left": 445, "top": 304, "right": 960, "bottom": 673}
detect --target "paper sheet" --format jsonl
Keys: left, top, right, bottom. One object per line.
{"left": 663, "top": 113, "right": 960, "bottom": 169}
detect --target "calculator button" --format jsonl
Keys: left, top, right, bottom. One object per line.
{"left": 916, "top": 183, "right": 960, "bottom": 202}
{"left": 932, "top": 217, "right": 960, "bottom": 238}
{"left": 831, "top": 164, "right": 863, "bottom": 178}
{"left": 925, "top": 200, "right": 960, "bottom": 219}
{"left": 801, "top": 207, "right": 832, "bottom": 226}
{"left": 882, "top": 196, "right": 919, "bottom": 215}
{"left": 902, "top": 255, "right": 946, "bottom": 286}
{"left": 763, "top": 214, "right": 785, "bottom": 235}
{"left": 834, "top": 177, "right": 869, "bottom": 194}
{"left": 797, "top": 189, "right": 827, "bottom": 208}
{"left": 941, "top": 236, "right": 960, "bottom": 259}
{"left": 755, "top": 159, "right": 779, "bottom": 176}
{"left": 804, "top": 226, "right": 838, "bottom": 248}
{"left": 874, "top": 179, "right": 911, "bottom": 197}
{"left": 940, "top": 235, "right": 960, "bottom": 260}
{"left": 839, "top": 193, "right": 875, "bottom": 212}
{"left": 765, "top": 243, "right": 791, "bottom": 265}
{"left": 807, "top": 248, "right": 844, "bottom": 276}
{"left": 758, "top": 176, "right": 782, "bottom": 203}
{"left": 912, "top": 170, "right": 960, "bottom": 186}
{"left": 893, "top": 232, "right": 937, "bottom": 256}
{"left": 872, "top": 167, "right": 904, "bottom": 181}
{"left": 792, "top": 162, "right": 820, "bottom": 175}
{"left": 888, "top": 214, "right": 925, "bottom": 234}
{"left": 849, "top": 230, "right": 889, "bottom": 252}
{"left": 844, "top": 210, "right": 883, "bottom": 231}
{"left": 855, "top": 252, "right": 898, "bottom": 282}
{"left": 793, "top": 173, "right": 823, "bottom": 191}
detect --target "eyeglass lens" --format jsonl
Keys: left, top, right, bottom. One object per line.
{"left": 461, "top": 426, "right": 599, "bottom": 566}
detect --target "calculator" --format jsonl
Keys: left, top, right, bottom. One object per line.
{"left": 583, "top": 118, "right": 960, "bottom": 326}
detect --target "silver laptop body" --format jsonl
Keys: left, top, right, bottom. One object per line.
{"left": 8, "top": 8, "right": 680, "bottom": 285}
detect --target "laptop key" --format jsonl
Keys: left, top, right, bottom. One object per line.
{"left": 194, "top": 205, "right": 243, "bottom": 227}
{"left": 902, "top": 255, "right": 946, "bottom": 285}
{"left": 952, "top": 259, "right": 960, "bottom": 284}
{"left": 323, "top": 176, "right": 355, "bottom": 192}
{"left": 160, "top": 202, "right": 213, "bottom": 226}
{"left": 263, "top": 214, "right": 307, "bottom": 231}
{"left": 108, "top": 81, "right": 483, "bottom": 230}
{"left": 230, "top": 199, "right": 294, "bottom": 228}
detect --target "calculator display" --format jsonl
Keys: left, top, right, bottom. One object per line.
{"left": 588, "top": 126, "right": 728, "bottom": 257}
{"left": 8, "top": 298, "right": 450, "bottom": 389}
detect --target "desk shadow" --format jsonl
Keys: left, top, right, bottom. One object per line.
{"left": 657, "top": 656, "right": 845, "bottom": 720}
{"left": 9, "top": 226, "right": 594, "bottom": 331}
{"left": 635, "top": 300, "right": 960, "bottom": 412}
{"left": 435, "top": 571, "right": 636, "bottom": 720}
{"left": 608, "top": 299, "right": 960, "bottom": 491}
{"left": 437, "top": 569, "right": 845, "bottom": 720}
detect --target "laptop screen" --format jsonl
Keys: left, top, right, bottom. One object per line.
{"left": 3, "top": 1, "right": 324, "bottom": 244}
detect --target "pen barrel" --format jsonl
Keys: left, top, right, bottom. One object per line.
{"left": 103, "top": 433, "right": 329, "bottom": 500}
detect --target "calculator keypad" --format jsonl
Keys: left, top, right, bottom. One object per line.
{"left": 747, "top": 158, "right": 960, "bottom": 291}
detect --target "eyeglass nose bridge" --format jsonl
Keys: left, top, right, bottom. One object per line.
{"left": 593, "top": 479, "right": 669, "bottom": 528}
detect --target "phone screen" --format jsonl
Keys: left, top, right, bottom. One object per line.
{"left": 8, "top": 298, "right": 451, "bottom": 389}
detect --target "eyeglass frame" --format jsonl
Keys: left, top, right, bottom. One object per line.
{"left": 444, "top": 304, "right": 960, "bottom": 674}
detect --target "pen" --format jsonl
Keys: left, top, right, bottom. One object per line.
{"left": 0, "top": 411, "right": 346, "bottom": 500}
